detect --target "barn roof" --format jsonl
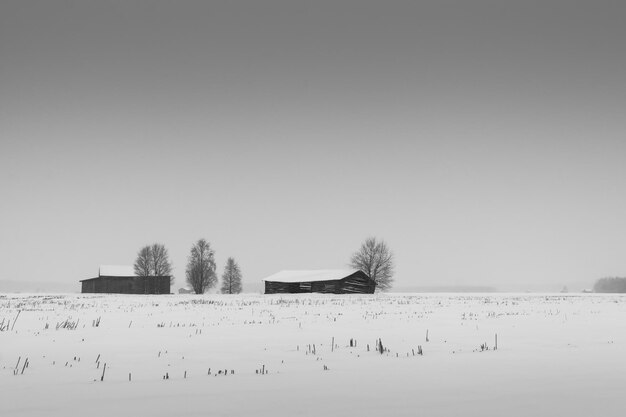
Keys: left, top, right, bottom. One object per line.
{"left": 99, "top": 265, "right": 135, "bottom": 277}
{"left": 262, "top": 269, "right": 363, "bottom": 283}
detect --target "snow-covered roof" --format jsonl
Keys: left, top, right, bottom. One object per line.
{"left": 99, "top": 265, "right": 135, "bottom": 277}
{"left": 262, "top": 269, "right": 362, "bottom": 283}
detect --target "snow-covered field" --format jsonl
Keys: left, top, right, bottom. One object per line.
{"left": 1, "top": 293, "right": 625, "bottom": 416}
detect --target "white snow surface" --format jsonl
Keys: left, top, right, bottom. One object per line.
{"left": 262, "top": 269, "right": 361, "bottom": 282}
{"left": 98, "top": 265, "right": 135, "bottom": 277}
{"left": 1, "top": 293, "right": 625, "bottom": 417}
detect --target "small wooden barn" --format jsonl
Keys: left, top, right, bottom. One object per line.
{"left": 262, "top": 269, "right": 376, "bottom": 294}
{"left": 80, "top": 265, "right": 171, "bottom": 294}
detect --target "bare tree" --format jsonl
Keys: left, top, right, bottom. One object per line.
{"left": 349, "top": 237, "right": 394, "bottom": 291}
{"left": 221, "top": 257, "right": 242, "bottom": 294}
{"left": 186, "top": 239, "right": 217, "bottom": 294}
{"left": 134, "top": 243, "right": 174, "bottom": 284}
{"left": 150, "top": 243, "right": 172, "bottom": 276}
{"left": 134, "top": 246, "right": 152, "bottom": 277}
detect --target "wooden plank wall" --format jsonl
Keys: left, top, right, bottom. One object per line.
{"left": 264, "top": 272, "right": 375, "bottom": 294}
{"left": 81, "top": 276, "right": 171, "bottom": 294}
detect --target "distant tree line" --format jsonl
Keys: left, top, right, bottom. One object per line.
{"left": 133, "top": 240, "right": 243, "bottom": 294}
{"left": 593, "top": 277, "right": 626, "bottom": 293}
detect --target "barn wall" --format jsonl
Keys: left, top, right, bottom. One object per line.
{"left": 340, "top": 272, "right": 376, "bottom": 294}
{"left": 81, "top": 276, "right": 171, "bottom": 294}
{"left": 265, "top": 281, "right": 302, "bottom": 294}
{"left": 136, "top": 276, "right": 170, "bottom": 294}
{"left": 264, "top": 272, "right": 375, "bottom": 294}
{"left": 102, "top": 277, "right": 134, "bottom": 293}
{"left": 81, "top": 280, "right": 96, "bottom": 293}
{"left": 311, "top": 281, "right": 340, "bottom": 293}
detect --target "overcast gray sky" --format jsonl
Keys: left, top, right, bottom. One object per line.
{"left": 1, "top": 0, "right": 625, "bottom": 292}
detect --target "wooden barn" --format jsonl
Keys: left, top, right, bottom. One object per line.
{"left": 262, "top": 269, "right": 376, "bottom": 294}
{"left": 80, "top": 265, "right": 171, "bottom": 294}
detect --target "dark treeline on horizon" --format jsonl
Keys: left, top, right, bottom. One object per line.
{"left": 593, "top": 277, "right": 626, "bottom": 293}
